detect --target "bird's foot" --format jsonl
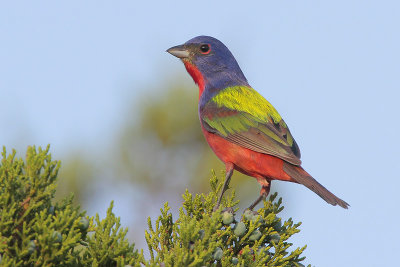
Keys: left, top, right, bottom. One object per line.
{"left": 247, "top": 194, "right": 265, "bottom": 210}
{"left": 213, "top": 204, "right": 220, "bottom": 212}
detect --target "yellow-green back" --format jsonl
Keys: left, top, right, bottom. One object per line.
{"left": 212, "top": 86, "right": 282, "bottom": 124}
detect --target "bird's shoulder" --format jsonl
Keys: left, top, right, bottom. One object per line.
{"left": 204, "top": 85, "right": 282, "bottom": 124}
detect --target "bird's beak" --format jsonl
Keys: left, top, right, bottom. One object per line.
{"left": 166, "top": 45, "right": 190, "bottom": 59}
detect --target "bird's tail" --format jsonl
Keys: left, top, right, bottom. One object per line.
{"left": 283, "top": 163, "right": 349, "bottom": 209}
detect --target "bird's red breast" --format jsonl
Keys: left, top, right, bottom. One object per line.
{"left": 200, "top": 124, "right": 296, "bottom": 183}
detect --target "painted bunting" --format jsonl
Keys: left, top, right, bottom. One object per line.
{"left": 167, "top": 36, "right": 349, "bottom": 209}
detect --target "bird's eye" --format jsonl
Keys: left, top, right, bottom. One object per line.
{"left": 200, "top": 44, "right": 210, "bottom": 54}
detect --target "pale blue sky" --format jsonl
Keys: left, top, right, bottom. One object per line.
{"left": 1, "top": 1, "right": 399, "bottom": 266}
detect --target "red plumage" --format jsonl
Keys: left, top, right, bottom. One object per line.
{"left": 202, "top": 125, "right": 295, "bottom": 183}
{"left": 184, "top": 61, "right": 205, "bottom": 98}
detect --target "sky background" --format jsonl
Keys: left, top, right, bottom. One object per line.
{"left": 1, "top": 1, "right": 399, "bottom": 266}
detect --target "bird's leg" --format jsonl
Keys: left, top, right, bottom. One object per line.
{"left": 248, "top": 181, "right": 271, "bottom": 210}
{"left": 214, "top": 163, "right": 234, "bottom": 211}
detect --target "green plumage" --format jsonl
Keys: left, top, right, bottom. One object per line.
{"left": 212, "top": 86, "right": 282, "bottom": 124}
{"left": 201, "top": 86, "right": 301, "bottom": 165}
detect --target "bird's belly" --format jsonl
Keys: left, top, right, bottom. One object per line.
{"left": 201, "top": 128, "right": 294, "bottom": 182}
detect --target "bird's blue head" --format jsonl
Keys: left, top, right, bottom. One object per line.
{"left": 167, "top": 36, "right": 249, "bottom": 96}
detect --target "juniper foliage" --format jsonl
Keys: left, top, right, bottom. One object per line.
{"left": 0, "top": 146, "right": 143, "bottom": 266}
{"left": 0, "top": 146, "right": 310, "bottom": 266}
{"left": 145, "top": 172, "right": 309, "bottom": 267}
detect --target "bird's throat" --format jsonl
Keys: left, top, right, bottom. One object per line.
{"left": 183, "top": 61, "right": 205, "bottom": 98}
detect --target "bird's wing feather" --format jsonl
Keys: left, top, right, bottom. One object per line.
{"left": 201, "top": 86, "right": 301, "bottom": 166}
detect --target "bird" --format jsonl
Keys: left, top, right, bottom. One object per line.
{"left": 167, "top": 36, "right": 349, "bottom": 210}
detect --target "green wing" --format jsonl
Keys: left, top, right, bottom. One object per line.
{"left": 201, "top": 86, "right": 301, "bottom": 166}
